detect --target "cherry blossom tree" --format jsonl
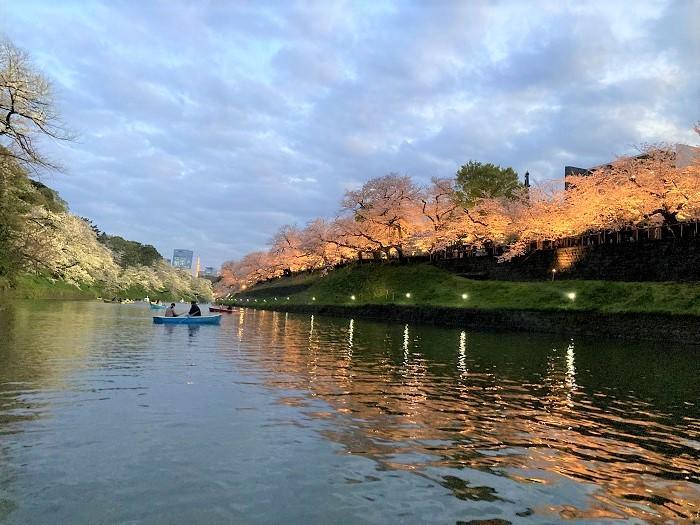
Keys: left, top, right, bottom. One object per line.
{"left": 18, "top": 208, "right": 119, "bottom": 286}
{"left": 223, "top": 133, "right": 700, "bottom": 286}
{"left": 300, "top": 218, "right": 355, "bottom": 269}
{"left": 340, "top": 174, "right": 422, "bottom": 259}
{"left": 0, "top": 39, "right": 71, "bottom": 170}
{"left": 412, "top": 177, "right": 461, "bottom": 253}
{"left": 269, "top": 224, "right": 317, "bottom": 275}
{"left": 565, "top": 146, "right": 700, "bottom": 229}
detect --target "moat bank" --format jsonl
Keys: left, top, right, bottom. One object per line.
{"left": 225, "top": 264, "right": 700, "bottom": 343}
{"left": 0, "top": 274, "right": 212, "bottom": 302}
{"left": 233, "top": 303, "right": 700, "bottom": 344}
{"left": 0, "top": 275, "right": 97, "bottom": 301}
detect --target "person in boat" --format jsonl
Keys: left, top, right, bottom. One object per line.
{"left": 188, "top": 300, "right": 201, "bottom": 317}
{"left": 165, "top": 303, "right": 178, "bottom": 317}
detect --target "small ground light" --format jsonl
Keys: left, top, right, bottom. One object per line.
{"left": 566, "top": 292, "right": 576, "bottom": 300}
{"left": 461, "top": 293, "right": 468, "bottom": 300}
{"left": 405, "top": 292, "right": 411, "bottom": 298}
{"left": 286, "top": 297, "right": 290, "bottom": 300}
{"left": 312, "top": 296, "right": 316, "bottom": 301}
{"left": 351, "top": 295, "right": 356, "bottom": 300}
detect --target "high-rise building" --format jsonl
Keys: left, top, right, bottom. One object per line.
{"left": 172, "top": 249, "right": 193, "bottom": 269}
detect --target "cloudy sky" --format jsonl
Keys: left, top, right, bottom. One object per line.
{"left": 2, "top": 0, "right": 698, "bottom": 267}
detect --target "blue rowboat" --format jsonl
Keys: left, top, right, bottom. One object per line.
{"left": 149, "top": 303, "right": 167, "bottom": 310}
{"left": 153, "top": 314, "right": 221, "bottom": 325}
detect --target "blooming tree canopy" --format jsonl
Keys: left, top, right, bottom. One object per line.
{"left": 219, "top": 137, "right": 700, "bottom": 295}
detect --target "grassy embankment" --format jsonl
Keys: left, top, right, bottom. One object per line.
{"left": 0, "top": 275, "right": 97, "bottom": 300}
{"left": 226, "top": 263, "right": 700, "bottom": 316}
{"left": 0, "top": 275, "right": 199, "bottom": 302}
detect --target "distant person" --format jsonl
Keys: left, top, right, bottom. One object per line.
{"left": 165, "top": 303, "right": 178, "bottom": 317}
{"left": 188, "top": 300, "right": 201, "bottom": 316}
{"left": 227, "top": 305, "right": 233, "bottom": 311}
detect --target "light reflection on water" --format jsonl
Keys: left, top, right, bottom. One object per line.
{"left": 0, "top": 301, "right": 698, "bottom": 524}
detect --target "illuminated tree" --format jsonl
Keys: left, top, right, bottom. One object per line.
{"left": 412, "top": 177, "right": 461, "bottom": 253}
{"left": 300, "top": 218, "right": 355, "bottom": 269}
{"left": 499, "top": 184, "right": 571, "bottom": 259}
{"left": 565, "top": 146, "right": 700, "bottom": 229}
{"left": 341, "top": 174, "right": 422, "bottom": 259}
{"left": 269, "top": 224, "right": 317, "bottom": 274}
{"left": 222, "top": 134, "right": 700, "bottom": 286}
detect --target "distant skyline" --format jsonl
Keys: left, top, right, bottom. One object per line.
{"left": 172, "top": 249, "right": 194, "bottom": 270}
{"left": 2, "top": 0, "right": 698, "bottom": 267}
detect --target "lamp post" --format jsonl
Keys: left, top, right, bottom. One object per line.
{"left": 551, "top": 268, "right": 557, "bottom": 281}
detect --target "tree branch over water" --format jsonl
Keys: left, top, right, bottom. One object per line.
{"left": 0, "top": 38, "right": 73, "bottom": 172}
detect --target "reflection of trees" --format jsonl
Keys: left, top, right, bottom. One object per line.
{"left": 227, "top": 309, "right": 700, "bottom": 521}
{"left": 0, "top": 301, "right": 165, "bottom": 518}
{"left": 0, "top": 302, "right": 154, "bottom": 429}
{"left": 0, "top": 302, "right": 108, "bottom": 510}
{"left": 1, "top": 302, "right": 99, "bottom": 389}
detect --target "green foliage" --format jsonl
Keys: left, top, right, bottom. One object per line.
{"left": 0, "top": 153, "right": 31, "bottom": 281}
{"left": 232, "top": 263, "right": 700, "bottom": 316}
{"left": 0, "top": 274, "right": 95, "bottom": 300}
{"left": 0, "top": 151, "right": 211, "bottom": 301}
{"left": 25, "top": 180, "right": 67, "bottom": 213}
{"left": 454, "top": 161, "right": 522, "bottom": 207}
{"left": 0, "top": 39, "right": 205, "bottom": 300}
{"left": 80, "top": 217, "right": 101, "bottom": 236}
{"left": 97, "top": 234, "right": 162, "bottom": 268}
{"left": 0, "top": 151, "right": 69, "bottom": 281}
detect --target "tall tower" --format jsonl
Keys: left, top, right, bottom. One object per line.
{"left": 194, "top": 256, "right": 201, "bottom": 277}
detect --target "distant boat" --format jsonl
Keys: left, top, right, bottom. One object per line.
{"left": 153, "top": 315, "right": 221, "bottom": 325}
{"left": 209, "top": 306, "right": 235, "bottom": 313}
{"left": 149, "top": 303, "right": 167, "bottom": 310}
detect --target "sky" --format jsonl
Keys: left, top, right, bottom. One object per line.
{"left": 2, "top": 0, "right": 698, "bottom": 268}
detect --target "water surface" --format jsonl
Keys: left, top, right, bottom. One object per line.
{"left": 0, "top": 301, "right": 698, "bottom": 523}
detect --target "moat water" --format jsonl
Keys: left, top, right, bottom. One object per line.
{"left": 0, "top": 301, "right": 698, "bottom": 523}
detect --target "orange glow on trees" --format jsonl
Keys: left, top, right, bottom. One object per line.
{"left": 218, "top": 137, "right": 700, "bottom": 295}
{"left": 340, "top": 174, "right": 422, "bottom": 260}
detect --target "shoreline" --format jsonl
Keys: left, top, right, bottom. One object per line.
{"left": 233, "top": 303, "right": 700, "bottom": 344}
{"left": 0, "top": 275, "right": 213, "bottom": 302}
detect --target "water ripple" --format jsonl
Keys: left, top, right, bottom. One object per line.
{"left": 0, "top": 302, "right": 698, "bottom": 523}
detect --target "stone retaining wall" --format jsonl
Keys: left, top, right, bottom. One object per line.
{"left": 240, "top": 303, "right": 700, "bottom": 344}
{"left": 435, "top": 236, "right": 700, "bottom": 281}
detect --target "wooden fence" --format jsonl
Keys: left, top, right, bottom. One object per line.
{"left": 432, "top": 220, "right": 700, "bottom": 260}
